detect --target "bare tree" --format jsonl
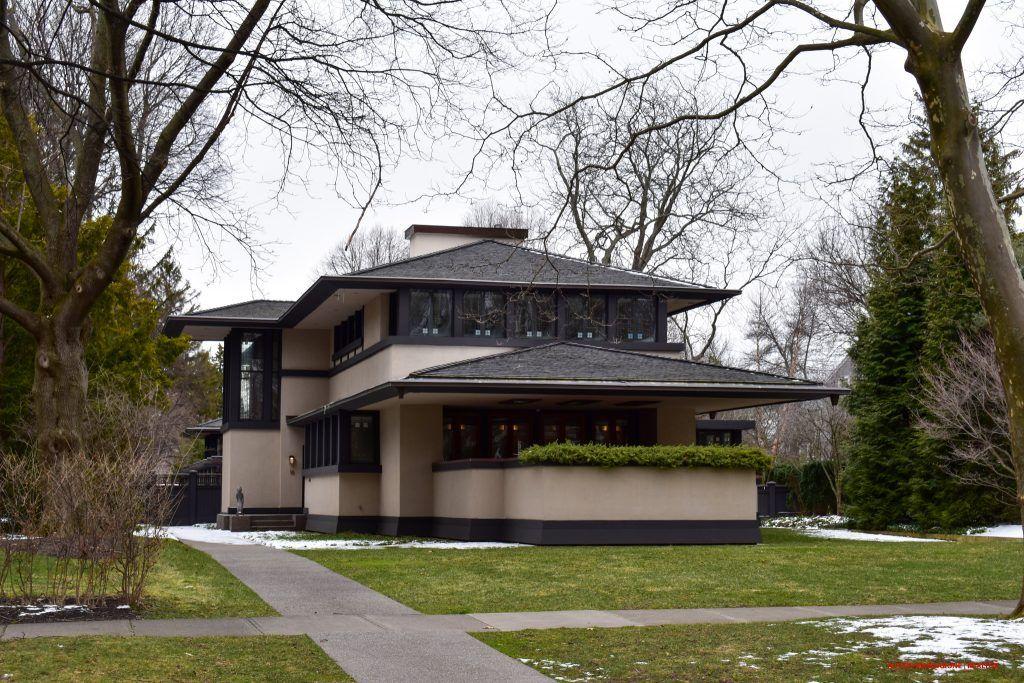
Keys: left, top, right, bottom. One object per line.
{"left": 535, "top": 79, "right": 793, "bottom": 359}
{"left": 0, "top": 0, "right": 547, "bottom": 456}
{"left": 918, "top": 334, "right": 1017, "bottom": 509}
{"left": 463, "top": 199, "right": 543, "bottom": 234}
{"left": 320, "top": 224, "right": 409, "bottom": 275}
{"left": 484, "top": 0, "right": 1024, "bottom": 614}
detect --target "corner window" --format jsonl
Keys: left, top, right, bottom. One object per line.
{"left": 228, "top": 329, "right": 280, "bottom": 423}
{"left": 566, "top": 293, "right": 606, "bottom": 340}
{"left": 302, "top": 411, "right": 380, "bottom": 470}
{"left": 613, "top": 296, "right": 655, "bottom": 342}
{"left": 410, "top": 289, "right": 452, "bottom": 336}
{"left": 511, "top": 291, "right": 557, "bottom": 339}
{"left": 461, "top": 290, "right": 506, "bottom": 338}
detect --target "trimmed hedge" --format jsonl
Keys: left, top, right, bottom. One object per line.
{"left": 518, "top": 442, "right": 771, "bottom": 470}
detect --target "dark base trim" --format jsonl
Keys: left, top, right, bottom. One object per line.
{"left": 311, "top": 516, "right": 760, "bottom": 545}
{"left": 225, "top": 506, "right": 305, "bottom": 515}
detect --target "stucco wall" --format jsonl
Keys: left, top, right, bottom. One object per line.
{"left": 502, "top": 466, "right": 756, "bottom": 521}
{"left": 304, "top": 473, "right": 381, "bottom": 517}
{"left": 657, "top": 401, "right": 697, "bottom": 444}
{"left": 380, "top": 403, "right": 443, "bottom": 518}
{"left": 409, "top": 232, "right": 520, "bottom": 257}
{"left": 328, "top": 344, "right": 513, "bottom": 400}
{"left": 282, "top": 328, "right": 331, "bottom": 370}
{"left": 221, "top": 429, "right": 283, "bottom": 511}
{"left": 433, "top": 468, "right": 505, "bottom": 519}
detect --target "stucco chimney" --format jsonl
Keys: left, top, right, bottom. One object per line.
{"left": 405, "top": 224, "right": 528, "bottom": 257}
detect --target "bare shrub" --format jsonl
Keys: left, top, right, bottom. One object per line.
{"left": 1, "top": 387, "right": 183, "bottom": 611}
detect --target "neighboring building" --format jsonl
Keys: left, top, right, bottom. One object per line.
{"left": 164, "top": 225, "right": 845, "bottom": 544}
{"left": 828, "top": 354, "right": 856, "bottom": 388}
{"left": 184, "top": 417, "right": 223, "bottom": 460}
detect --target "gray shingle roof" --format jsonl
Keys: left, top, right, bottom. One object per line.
{"left": 347, "top": 240, "right": 714, "bottom": 290}
{"left": 186, "top": 300, "right": 294, "bottom": 320}
{"left": 410, "top": 342, "right": 816, "bottom": 385}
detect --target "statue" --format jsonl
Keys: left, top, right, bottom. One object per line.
{"left": 235, "top": 486, "right": 244, "bottom": 515}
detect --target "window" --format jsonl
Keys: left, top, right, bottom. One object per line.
{"left": 613, "top": 296, "right": 656, "bottom": 342}
{"left": 697, "top": 430, "right": 742, "bottom": 446}
{"left": 461, "top": 290, "right": 506, "bottom": 337}
{"left": 541, "top": 413, "right": 585, "bottom": 444}
{"left": 511, "top": 291, "right": 557, "bottom": 339}
{"left": 302, "top": 412, "right": 380, "bottom": 470}
{"left": 333, "top": 309, "right": 364, "bottom": 362}
{"left": 410, "top": 289, "right": 452, "bottom": 336}
{"left": 443, "top": 413, "right": 481, "bottom": 460}
{"left": 228, "top": 329, "right": 280, "bottom": 423}
{"left": 566, "top": 293, "right": 606, "bottom": 340}
{"left": 489, "top": 415, "right": 533, "bottom": 458}
{"left": 593, "top": 415, "right": 632, "bottom": 445}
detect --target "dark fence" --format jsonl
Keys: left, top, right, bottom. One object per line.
{"left": 757, "top": 481, "right": 791, "bottom": 518}
{"left": 159, "top": 472, "right": 222, "bottom": 526}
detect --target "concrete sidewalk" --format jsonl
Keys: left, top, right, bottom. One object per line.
{"left": 3, "top": 599, "right": 1015, "bottom": 640}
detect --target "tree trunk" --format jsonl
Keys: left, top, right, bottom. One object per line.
{"left": 910, "top": 53, "right": 1024, "bottom": 618}
{"left": 32, "top": 319, "right": 88, "bottom": 459}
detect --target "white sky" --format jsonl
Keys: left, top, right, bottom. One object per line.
{"left": 165, "top": 1, "right": 1010, "bottom": 356}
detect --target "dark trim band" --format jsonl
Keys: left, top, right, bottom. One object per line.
{"left": 313, "top": 516, "right": 759, "bottom": 545}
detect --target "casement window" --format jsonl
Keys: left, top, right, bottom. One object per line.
{"left": 566, "top": 293, "right": 606, "bottom": 341}
{"left": 612, "top": 296, "right": 656, "bottom": 342}
{"left": 410, "top": 289, "right": 452, "bottom": 336}
{"left": 540, "top": 413, "right": 585, "bottom": 444}
{"left": 333, "top": 309, "right": 364, "bottom": 363}
{"left": 461, "top": 290, "right": 506, "bottom": 338}
{"left": 511, "top": 291, "right": 557, "bottom": 339}
{"left": 301, "top": 412, "right": 380, "bottom": 470}
{"left": 593, "top": 415, "right": 632, "bottom": 445}
{"left": 443, "top": 413, "right": 481, "bottom": 460}
{"left": 224, "top": 329, "right": 280, "bottom": 424}
{"left": 489, "top": 414, "right": 533, "bottom": 458}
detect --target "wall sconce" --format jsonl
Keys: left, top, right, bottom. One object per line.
{"left": 288, "top": 454, "right": 296, "bottom": 467}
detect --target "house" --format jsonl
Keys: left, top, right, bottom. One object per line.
{"left": 164, "top": 225, "right": 845, "bottom": 544}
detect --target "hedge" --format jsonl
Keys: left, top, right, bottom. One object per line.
{"left": 518, "top": 442, "right": 772, "bottom": 470}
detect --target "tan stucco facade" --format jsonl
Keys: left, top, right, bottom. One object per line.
{"left": 304, "top": 472, "right": 381, "bottom": 517}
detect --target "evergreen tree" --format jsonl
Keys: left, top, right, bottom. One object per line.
{"left": 845, "top": 117, "right": 1020, "bottom": 529}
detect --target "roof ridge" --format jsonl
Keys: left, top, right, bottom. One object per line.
{"left": 347, "top": 239, "right": 720, "bottom": 290}
{"left": 186, "top": 298, "right": 295, "bottom": 317}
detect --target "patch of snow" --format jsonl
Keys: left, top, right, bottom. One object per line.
{"left": 16, "top": 604, "right": 89, "bottom": 618}
{"left": 517, "top": 658, "right": 603, "bottom": 682}
{"left": 762, "top": 515, "right": 849, "bottom": 530}
{"left": 821, "top": 615, "right": 1024, "bottom": 673}
{"left": 799, "top": 528, "right": 943, "bottom": 543}
{"left": 160, "top": 526, "right": 526, "bottom": 550}
{"left": 968, "top": 524, "right": 1022, "bottom": 539}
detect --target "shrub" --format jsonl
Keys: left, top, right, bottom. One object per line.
{"left": 518, "top": 443, "right": 771, "bottom": 470}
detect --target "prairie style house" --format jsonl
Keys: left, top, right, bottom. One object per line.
{"left": 165, "top": 225, "right": 844, "bottom": 544}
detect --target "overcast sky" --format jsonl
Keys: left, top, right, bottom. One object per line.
{"left": 165, "top": 1, "right": 1009, "bottom": 356}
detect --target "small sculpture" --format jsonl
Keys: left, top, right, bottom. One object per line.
{"left": 235, "top": 486, "right": 244, "bottom": 515}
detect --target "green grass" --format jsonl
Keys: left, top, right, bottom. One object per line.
{"left": 295, "top": 529, "right": 1021, "bottom": 614}
{"left": 476, "top": 621, "right": 1024, "bottom": 681}
{"left": 2, "top": 540, "right": 275, "bottom": 619}
{"left": 0, "top": 636, "right": 351, "bottom": 682}
{"left": 141, "top": 539, "right": 276, "bottom": 618}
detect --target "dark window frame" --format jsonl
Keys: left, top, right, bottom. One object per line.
{"left": 510, "top": 290, "right": 558, "bottom": 339}
{"left": 224, "top": 328, "right": 281, "bottom": 426}
{"left": 566, "top": 292, "right": 608, "bottom": 341}
{"left": 302, "top": 410, "right": 381, "bottom": 472}
{"left": 409, "top": 288, "right": 453, "bottom": 337}
{"left": 459, "top": 289, "right": 507, "bottom": 338}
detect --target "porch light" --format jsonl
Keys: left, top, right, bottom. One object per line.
{"left": 288, "top": 454, "right": 296, "bottom": 466}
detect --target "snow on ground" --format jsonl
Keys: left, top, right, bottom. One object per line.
{"left": 761, "top": 515, "right": 849, "bottom": 530}
{"left": 799, "top": 528, "right": 943, "bottom": 543}
{"left": 161, "top": 525, "right": 526, "bottom": 550}
{"left": 15, "top": 604, "right": 89, "bottom": 618}
{"left": 968, "top": 524, "right": 1022, "bottom": 539}
{"left": 762, "top": 515, "right": 943, "bottom": 542}
{"left": 819, "top": 616, "right": 1024, "bottom": 673}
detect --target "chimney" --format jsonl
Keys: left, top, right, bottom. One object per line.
{"left": 405, "top": 224, "right": 528, "bottom": 257}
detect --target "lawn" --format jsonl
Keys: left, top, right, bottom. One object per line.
{"left": 0, "top": 635, "right": 351, "bottom": 682}
{"left": 295, "top": 529, "right": 1021, "bottom": 614}
{"left": 476, "top": 619, "right": 1024, "bottom": 681}
{"left": 2, "top": 539, "right": 275, "bottom": 619}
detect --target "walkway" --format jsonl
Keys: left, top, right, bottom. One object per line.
{"left": 0, "top": 539, "right": 1016, "bottom": 681}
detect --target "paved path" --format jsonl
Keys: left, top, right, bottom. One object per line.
{"left": 3, "top": 599, "right": 1015, "bottom": 641}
